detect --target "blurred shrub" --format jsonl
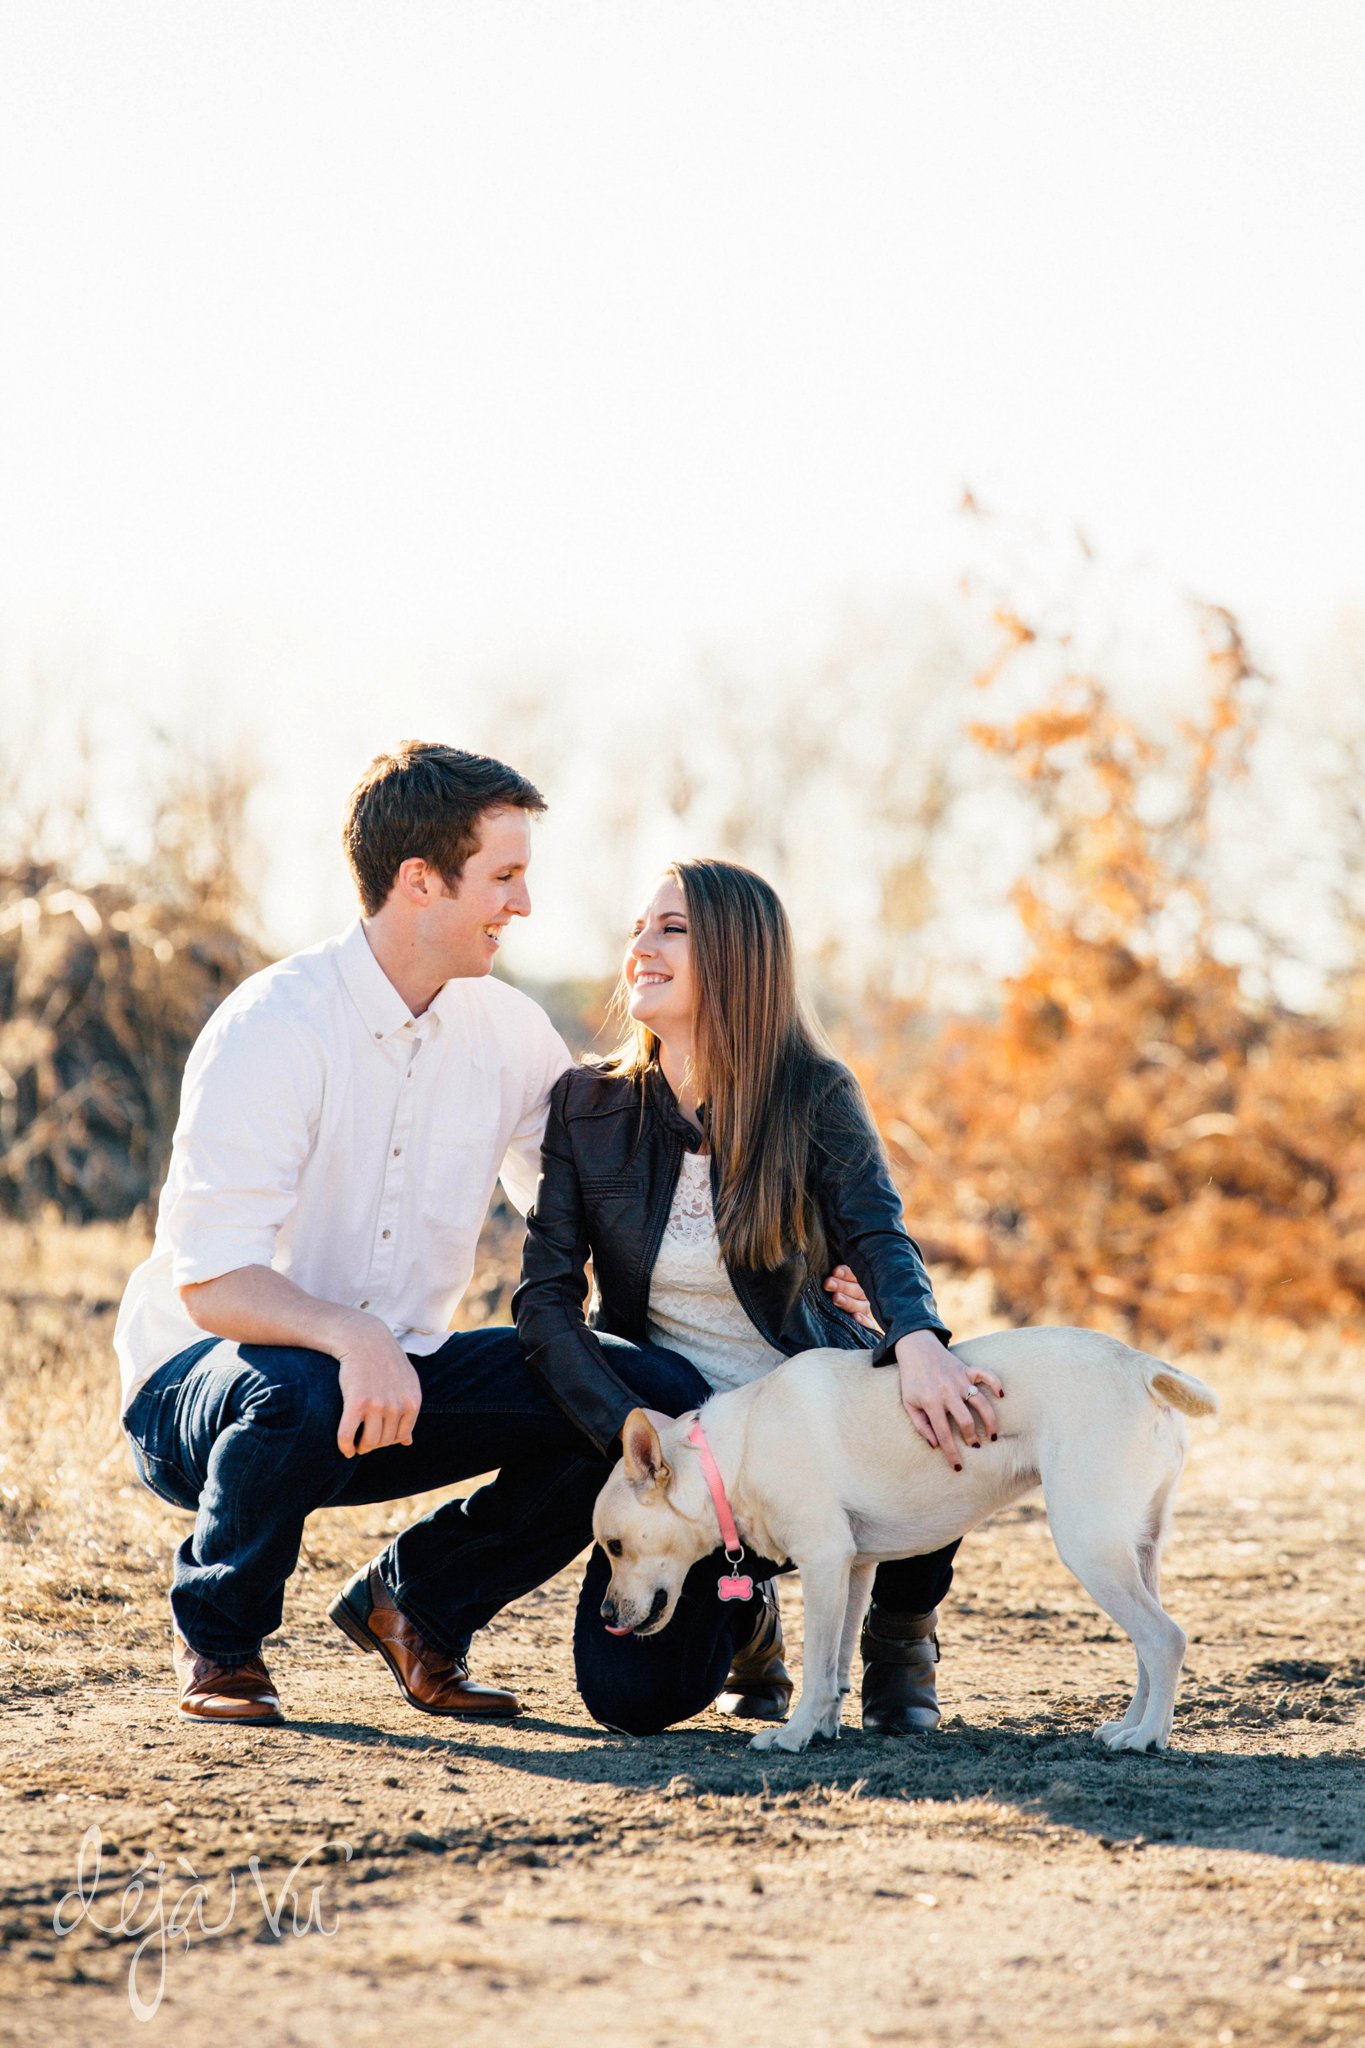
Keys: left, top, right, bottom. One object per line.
{"left": 0, "top": 754, "right": 265, "bottom": 1221}
{"left": 857, "top": 606, "right": 1365, "bottom": 1342}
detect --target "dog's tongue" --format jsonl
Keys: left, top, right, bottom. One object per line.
{"left": 602, "top": 1622, "right": 634, "bottom": 1636}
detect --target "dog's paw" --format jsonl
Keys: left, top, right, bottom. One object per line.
{"left": 1095, "top": 1721, "right": 1168, "bottom": 1754}
{"left": 750, "top": 1724, "right": 813, "bottom": 1754}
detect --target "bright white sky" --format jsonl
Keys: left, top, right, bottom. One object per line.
{"left": 1, "top": 1, "right": 1362, "bottom": 971}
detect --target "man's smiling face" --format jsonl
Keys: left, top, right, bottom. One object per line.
{"left": 432, "top": 805, "right": 533, "bottom": 978}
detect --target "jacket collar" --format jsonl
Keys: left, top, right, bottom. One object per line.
{"left": 644, "top": 1064, "right": 709, "bottom": 1151}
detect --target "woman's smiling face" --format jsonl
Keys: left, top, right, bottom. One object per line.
{"left": 624, "top": 875, "right": 694, "bottom": 1040}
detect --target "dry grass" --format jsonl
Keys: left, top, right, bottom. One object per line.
{"left": 2, "top": 1221, "right": 1363, "bottom": 2048}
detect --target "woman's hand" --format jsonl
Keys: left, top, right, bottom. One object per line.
{"left": 895, "top": 1329, "right": 1004, "bottom": 1470}
{"left": 824, "top": 1263, "right": 879, "bottom": 1330}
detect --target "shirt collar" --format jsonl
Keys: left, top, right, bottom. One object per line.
{"left": 336, "top": 919, "right": 488, "bottom": 1062}
{"left": 336, "top": 920, "right": 416, "bottom": 1044}
{"left": 426, "top": 973, "right": 469, "bottom": 1030}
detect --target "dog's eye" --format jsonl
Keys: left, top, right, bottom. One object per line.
{"left": 606, "top": 1538, "right": 623, "bottom": 1558}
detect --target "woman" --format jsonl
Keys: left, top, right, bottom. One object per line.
{"left": 513, "top": 858, "right": 1003, "bottom": 1737}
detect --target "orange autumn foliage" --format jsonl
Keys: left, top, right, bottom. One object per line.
{"left": 857, "top": 608, "right": 1365, "bottom": 1343}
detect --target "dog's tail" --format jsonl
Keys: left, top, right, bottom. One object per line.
{"left": 1139, "top": 1354, "right": 1220, "bottom": 1419}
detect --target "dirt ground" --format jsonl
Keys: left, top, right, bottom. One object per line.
{"left": 0, "top": 1224, "right": 1362, "bottom": 2048}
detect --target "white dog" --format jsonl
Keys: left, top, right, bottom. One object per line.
{"left": 592, "top": 1327, "right": 1218, "bottom": 1754}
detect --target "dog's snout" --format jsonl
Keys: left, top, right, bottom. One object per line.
{"left": 600, "top": 1593, "right": 635, "bottom": 1638}
{"left": 599, "top": 1585, "right": 670, "bottom": 1638}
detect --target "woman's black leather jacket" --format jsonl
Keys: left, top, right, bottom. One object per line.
{"left": 513, "top": 1062, "right": 951, "bottom": 1453}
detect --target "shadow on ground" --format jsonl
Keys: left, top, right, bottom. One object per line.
{"left": 287, "top": 1712, "right": 1365, "bottom": 1867}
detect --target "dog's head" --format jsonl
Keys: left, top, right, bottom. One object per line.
{"left": 592, "top": 1410, "right": 713, "bottom": 1637}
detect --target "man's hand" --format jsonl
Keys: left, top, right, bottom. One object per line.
{"left": 179, "top": 1267, "right": 424, "bottom": 1458}
{"left": 895, "top": 1329, "right": 1004, "bottom": 1470}
{"left": 335, "top": 1315, "right": 423, "bottom": 1458}
{"left": 824, "top": 1263, "right": 879, "bottom": 1330}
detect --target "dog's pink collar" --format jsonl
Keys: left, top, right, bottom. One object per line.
{"left": 686, "top": 1418, "right": 744, "bottom": 1564}
{"left": 685, "top": 1419, "right": 754, "bottom": 1604}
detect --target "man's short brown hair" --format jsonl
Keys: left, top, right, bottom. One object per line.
{"left": 343, "top": 742, "right": 546, "bottom": 917}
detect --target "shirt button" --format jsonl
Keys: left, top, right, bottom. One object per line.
{"left": 359, "top": 1299, "right": 371, "bottom": 1310}
{"left": 381, "top": 1228, "right": 391, "bottom": 1240}
{"left": 374, "top": 1030, "right": 383, "bottom": 1040}
{"left": 393, "top": 1146, "right": 402, "bottom": 1157}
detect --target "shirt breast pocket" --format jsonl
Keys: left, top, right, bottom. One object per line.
{"left": 422, "top": 1116, "right": 504, "bottom": 1234}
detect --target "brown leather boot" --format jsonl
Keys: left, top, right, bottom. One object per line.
{"left": 329, "top": 1563, "right": 520, "bottom": 1719}
{"left": 174, "top": 1632, "right": 284, "bottom": 1726}
{"left": 859, "top": 1605, "right": 941, "bottom": 1733}
{"left": 714, "top": 1580, "right": 794, "bottom": 1720}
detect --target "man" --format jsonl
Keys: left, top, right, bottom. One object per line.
{"left": 115, "top": 741, "right": 959, "bottom": 1728}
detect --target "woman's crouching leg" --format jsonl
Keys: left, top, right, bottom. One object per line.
{"left": 574, "top": 1544, "right": 751, "bottom": 1736}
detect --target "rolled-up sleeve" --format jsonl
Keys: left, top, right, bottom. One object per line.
{"left": 162, "top": 1008, "right": 323, "bottom": 1288}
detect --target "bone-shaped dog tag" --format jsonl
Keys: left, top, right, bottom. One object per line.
{"left": 717, "top": 1572, "right": 753, "bottom": 1602}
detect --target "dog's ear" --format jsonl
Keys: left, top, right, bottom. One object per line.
{"left": 621, "top": 1409, "right": 671, "bottom": 1494}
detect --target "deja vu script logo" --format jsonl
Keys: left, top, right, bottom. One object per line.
{"left": 54, "top": 1824, "right": 352, "bottom": 2022}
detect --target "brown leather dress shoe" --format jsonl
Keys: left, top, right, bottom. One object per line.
{"left": 714, "top": 1580, "right": 794, "bottom": 1720}
{"left": 174, "top": 1632, "right": 284, "bottom": 1726}
{"left": 328, "top": 1563, "right": 520, "bottom": 1719}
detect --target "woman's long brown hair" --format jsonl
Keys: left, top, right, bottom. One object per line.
{"left": 601, "top": 857, "right": 851, "bottom": 1274}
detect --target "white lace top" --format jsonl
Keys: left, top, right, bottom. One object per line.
{"left": 645, "top": 1151, "right": 787, "bottom": 1392}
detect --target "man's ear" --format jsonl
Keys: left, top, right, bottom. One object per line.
{"left": 395, "top": 855, "right": 439, "bottom": 906}
{"left": 621, "top": 1409, "right": 671, "bottom": 1493}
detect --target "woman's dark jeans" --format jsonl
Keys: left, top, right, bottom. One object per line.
{"left": 124, "top": 1326, "right": 959, "bottom": 1709}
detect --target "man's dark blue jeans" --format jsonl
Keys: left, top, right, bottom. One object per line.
{"left": 123, "top": 1326, "right": 958, "bottom": 1715}
{"left": 122, "top": 1326, "right": 704, "bottom": 1667}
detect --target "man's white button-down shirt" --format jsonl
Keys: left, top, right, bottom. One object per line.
{"left": 114, "top": 920, "right": 573, "bottom": 1412}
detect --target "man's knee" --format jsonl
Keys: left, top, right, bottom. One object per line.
{"left": 235, "top": 1345, "right": 344, "bottom": 1447}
